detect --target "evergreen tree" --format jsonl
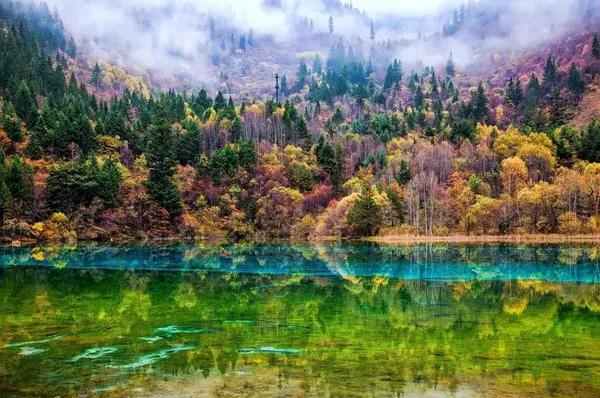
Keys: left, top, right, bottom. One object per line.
{"left": 5, "top": 156, "right": 33, "bottom": 217}
{"left": 316, "top": 136, "right": 343, "bottom": 192}
{"left": 214, "top": 91, "right": 226, "bottom": 110}
{"left": 237, "top": 139, "right": 258, "bottom": 169}
{"left": 312, "top": 55, "right": 323, "bottom": 75}
{"left": 145, "top": 110, "right": 182, "bottom": 218}
{"left": 62, "top": 103, "right": 96, "bottom": 156}
{"left": 0, "top": 150, "right": 10, "bottom": 227}
{"left": 346, "top": 184, "right": 382, "bottom": 237}
{"left": 470, "top": 82, "right": 489, "bottom": 122}
{"left": 239, "top": 35, "right": 246, "bottom": 51}
{"left": 2, "top": 100, "right": 24, "bottom": 142}
{"left": 328, "top": 16, "right": 334, "bottom": 35}
{"left": 593, "top": 34, "right": 600, "bottom": 59}
{"left": 230, "top": 116, "right": 243, "bottom": 142}
{"left": 91, "top": 62, "right": 102, "bottom": 88}
{"left": 543, "top": 56, "right": 558, "bottom": 89}
{"left": 295, "top": 60, "right": 309, "bottom": 90}
{"left": 527, "top": 73, "right": 541, "bottom": 104}
{"left": 567, "top": 62, "right": 585, "bottom": 95}
{"left": 67, "top": 37, "right": 77, "bottom": 57}
{"left": 414, "top": 85, "right": 424, "bottom": 108}
{"left": 210, "top": 145, "right": 238, "bottom": 182}
{"left": 176, "top": 120, "right": 202, "bottom": 165}
{"left": 370, "top": 20, "right": 375, "bottom": 41}
{"left": 331, "top": 107, "right": 344, "bottom": 124}
{"left": 383, "top": 65, "right": 395, "bottom": 91}
{"left": 14, "top": 80, "right": 38, "bottom": 128}
{"left": 46, "top": 161, "right": 99, "bottom": 214}
{"left": 383, "top": 59, "right": 402, "bottom": 91}
{"left": 580, "top": 120, "right": 600, "bottom": 162}
{"left": 506, "top": 77, "right": 523, "bottom": 107}
{"left": 446, "top": 53, "right": 455, "bottom": 77}
{"left": 431, "top": 71, "right": 439, "bottom": 96}
{"left": 26, "top": 104, "right": 55, "bottom": 158}
{"left": 191, "top": 88, "right": 213, "bottom": 116}
{"left": 280, "top": 74, "right": 288, "bottom": 96}
{"left": 549, "top": 89, "right": 571, "bottom": 127}
{"left": 98, "top": 159, "right": 121, "bottom": 207}
{"left": 397, "top": 160, "right": 411, "bottom": 185}
{"left": 297, "top": 116, "right": 311, "bottom": 149}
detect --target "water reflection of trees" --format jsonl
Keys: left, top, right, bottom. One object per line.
{"left": 0, "top": 266, "right": 599, "bottom": 396}
{"left": 0, "top": 242, "right": 599, "bottom": 284}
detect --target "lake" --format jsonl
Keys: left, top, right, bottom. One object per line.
{"left": 0, "top": 243, "right": 599, "bottom": 397}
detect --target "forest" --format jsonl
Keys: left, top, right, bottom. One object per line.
{"left": 2, "top": 0, "right": 600, "bottom": 242}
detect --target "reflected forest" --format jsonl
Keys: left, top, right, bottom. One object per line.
{"left": 0, "top": 243, "right": 599, "bottom": 397}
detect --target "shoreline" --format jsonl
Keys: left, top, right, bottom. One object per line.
{"left": 366, "top": 234, "right": 600, "bottom": 245}
{"left": 5, "top": 233, "right": 600, "bottom": 247}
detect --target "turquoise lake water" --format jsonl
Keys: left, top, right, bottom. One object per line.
{"left": 0, "top": 243, "right": 599, "bottom": 397}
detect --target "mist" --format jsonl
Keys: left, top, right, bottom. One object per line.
{"left": 37, "top": 0, "right": 599, "bottom": 94}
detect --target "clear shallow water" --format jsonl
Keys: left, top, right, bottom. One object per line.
{"left": 0, "top": 243, "right": 599, "bottom": 397}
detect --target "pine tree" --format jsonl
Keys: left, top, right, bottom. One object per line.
{"left": 236, "top": 139, "right": 258, "bottom": 169}
{"left": 331, "top": 107, "right": 344, "bottom": 124}
{"left": 580, "top": 120, "right": 600, "bottom": 162}
{"left": 471, "top": 82, "right": 488, "bottom": 122}
{"left": 312, "top": 54, "right": 322, "bottom": 74}
{"left": 231, "top": 116, "right": 243, "bottom": 142}
{"left": 63, "top": 103, "right": 96, "bottom": 156}
{"left": 5, "top": 156, "right": 33, "bottom": 217}
{"left": 513, "top": 79, "right": 523, "bottom": 106}
{"left": 316, "top": 136, "right": 340, "bottom": 189}
{"left": 567, "top": 62, "right": 585, "bottom": 95}
{"left": 295, "top": 60, "right": 308, "bottom": 90}
{"left": 145, "top": 110, "right": 182, "bottom": 218}
{"left": 14, "top": 80, "right": 38, "bottom": 128}
{"left": 0, "top": 149, "right": 10, "bottom": 227}
{"left": 527, "top": 73, "right": 541, "bottom": 104}
{"left": 98, "top": 159, "right": 121, "bottom": 207}
{"left": 397, "top": 160, "right": 411, "bottom": 185}
{"left": 346, "top": 184, "right": 382, "bottom": 237}
{"left": 593, "top": 34, "right": 600, "bottom": 59}
{"left": 549, "top": 89, "right": 571, "bottom": 126}
{"left": 2, "top": 100, "right": 24, "bottom": 142}
{"left": 414, "top": 85, "right": 424, "bottom": 108}
{"left": 26, "top": 104, "right": 55, "bottom": 158}
{"left": 383, "top": 64, "right": 395, "bottom": 91}
{"left": 329, "top": 16, "right": 334, "bottom": 35}
{"left": 446, "top": 53, "right": 455, "bottom": 77}
{"left": 297, "top": 116, "right": 311, "bottom": 150}
{"left": 506, "top": 77, "right": 523, "bottom": 107}
{"left": 67, "top": 37, "right": 77, "bottom": 57}
{"left": 280, "top": 74, "right": 288, "bottom": 96}
{"left": 214, "top": 91, "right": 226, "bottom": 110}
{"left": 91, "top": 62, "right": 102, "bottom": 88}
{"left": 543, "top": 56, "right": 558, "bottom": 89}
{"left": 239, "top": 35, "right": 246, "bottom": 51}
{"left": 431, "top": 71, "right": 439, "bottom": 96}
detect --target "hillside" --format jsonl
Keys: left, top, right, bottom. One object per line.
{"left": 0, "top": 0, "right": 600, "bottom": 243}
